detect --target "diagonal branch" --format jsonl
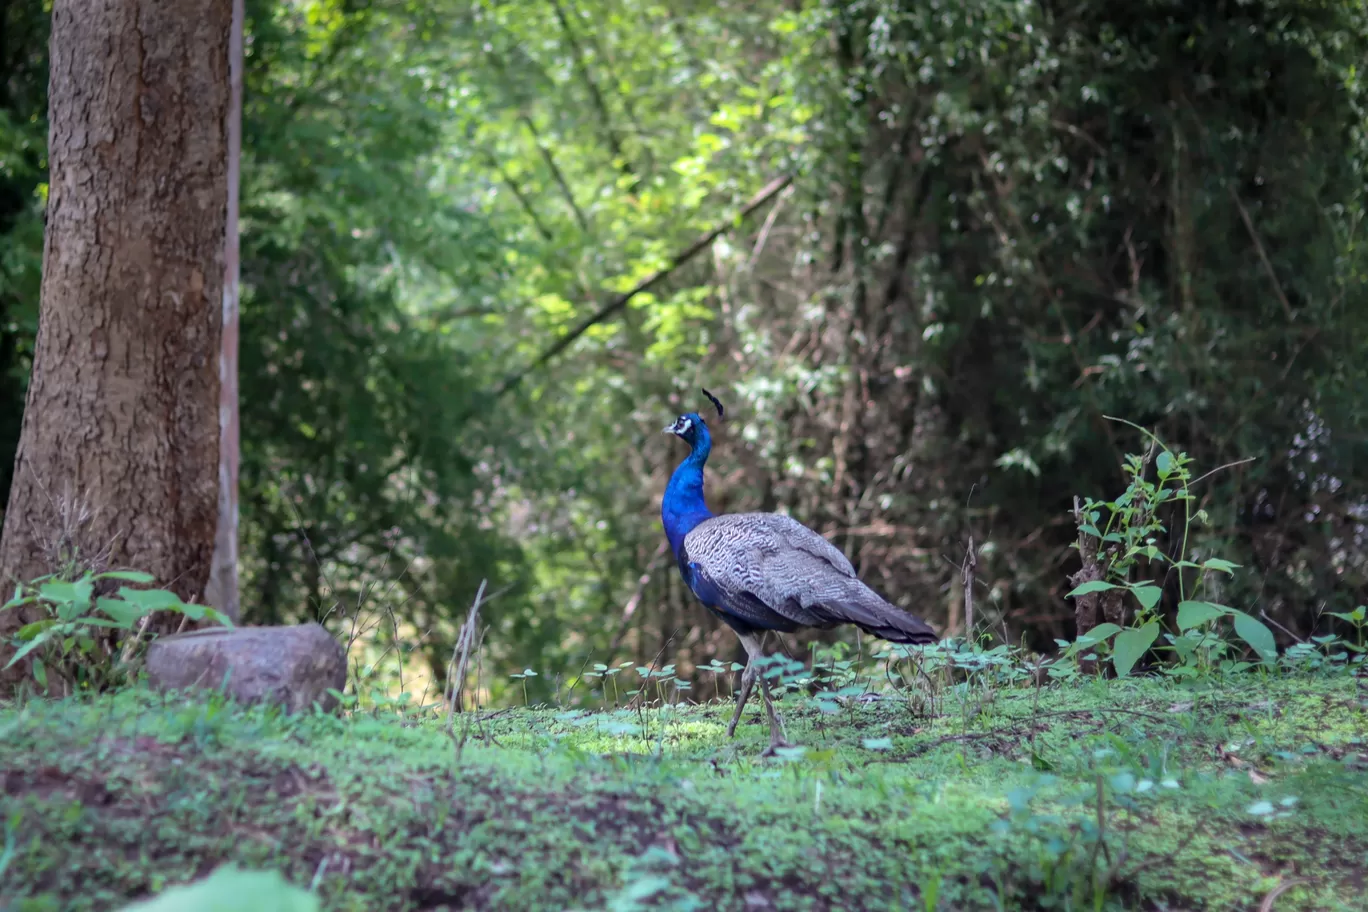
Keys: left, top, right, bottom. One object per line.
{"left": 492, "top": 173, "right": 794, "bottom": 400}
{"left": 480, "top": 148, "right": 555, "bottom": 243}
{"left": 518, "top": 115, "right": 591, "bottom": 234}
{"left": 1229, "top": 185, "right": 1294, "bottom": 321}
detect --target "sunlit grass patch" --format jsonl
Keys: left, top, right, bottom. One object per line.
{"left": 2, "top": 671, "right": 1364, "bottom": 911}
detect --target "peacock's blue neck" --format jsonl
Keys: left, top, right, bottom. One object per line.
{"left": 662, "top": 428, "right": 714, "bottom": 556}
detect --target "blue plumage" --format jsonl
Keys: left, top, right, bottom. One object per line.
{"left": 660, "top": 410, "right": 714, "bottom": 557}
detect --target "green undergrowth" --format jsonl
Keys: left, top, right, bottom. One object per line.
{"left": 1, "top": 674, "right": 1365, "bottom": 911}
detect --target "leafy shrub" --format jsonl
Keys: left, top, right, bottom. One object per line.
{"left": 1064, "top": 425, "right": 1281, "bottom": 677}
{"left": 2, "top": 569, "right": 232, "bottom": 694}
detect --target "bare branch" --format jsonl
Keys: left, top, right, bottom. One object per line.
{"left": 445, "top": 579, "right": 488, "bottom": 722}
{"left": 480, "top": 147, "right": 555, "bottom": 243}
{"left": 961, "top": 536, "right": 977, "bottom": 638}
{"left": 1229, "top": 186, "right": 1294, "bottom": 321}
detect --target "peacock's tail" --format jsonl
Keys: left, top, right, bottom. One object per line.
{"left": 802, "top": 577, "right": 939, "bottom": 645}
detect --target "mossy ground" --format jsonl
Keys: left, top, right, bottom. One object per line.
{"left": 1, "top": 672, "right": 1365, "bottom": 911}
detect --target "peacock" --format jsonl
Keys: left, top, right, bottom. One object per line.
{"left": 661, "top": 389, "right": 938, "bottom": 753}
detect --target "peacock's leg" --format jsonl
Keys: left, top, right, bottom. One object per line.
{"left": 724, "top": 654, "right": 756, "bottom": 738}
{"left": 756, "top": 672, "right": 791, "bottom": 755}
{"left": 726, "top": 633, "right": 790, "bottom": 753}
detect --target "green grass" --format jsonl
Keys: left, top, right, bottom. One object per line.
{"left": 1, "top": 673, "right": 1366, "bottom": 911}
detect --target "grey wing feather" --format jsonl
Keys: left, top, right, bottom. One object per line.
{"left": 696, "top": 513, "right": 854, "bottom": 571}
{"left": 683, "top": 513, "right": 937, "bottom": 644}
{"left": 754, "top": 513, "right": 858, "bottom": 577}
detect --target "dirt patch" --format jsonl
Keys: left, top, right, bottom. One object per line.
{"left": 2, "top": 764, "right": 116, "bottom": 808}
{"left": 1237, "top": 826, "right": 1368, "bottom": 895}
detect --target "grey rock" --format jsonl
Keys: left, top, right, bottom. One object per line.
{"left": 145, "top": 623, "right": 347, "bottom": 714}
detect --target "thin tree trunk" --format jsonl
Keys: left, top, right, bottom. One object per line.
{"left": 0, "top": 0, "right": 233, "bottom": 683}
{"left": 205, "top": 0, "right": 243, "bottom": 623}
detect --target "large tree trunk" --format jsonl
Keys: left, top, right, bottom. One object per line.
{"left": 0, "top": 0, "right": 233, "bottom": 683}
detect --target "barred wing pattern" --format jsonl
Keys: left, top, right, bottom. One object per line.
{"left": 680, "top": 513, "right": 937, "bottom": 644}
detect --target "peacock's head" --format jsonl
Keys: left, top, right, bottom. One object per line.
{"left": 664, "top": 412, "right": 708, "bottom": 446}
{"left": 664, "top": 389, "right": 725, "bottom": 448}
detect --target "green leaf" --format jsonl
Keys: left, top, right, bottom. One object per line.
{"left": 1155, "top": 451, "right": 1174, "bottom": 478}
{"left": 1176, "top": 601, "right": 1229, "bottom": 630}
{"left": 1129, "top": 584, "right": 1163, "bottom": 612}
{"left": 15, "top": 619, "right": 55, "bottom": 641}
{"left": 37, "top": 580, "right": 80, "bottom": 605}
{"left": 31, "top": 657, "right": 46, "bottom": 689}
{"left": 203, "top": 607, "right": 235, "bottom": 628}
{"left": 1111, "top": 622, "right": 1159, "bottom": 677}
{"left": 1066, "top": 580, "right": 1118, "bottom": 598}
{"left": 70, "top": 616, "right": 127, "bottom": 629}
{"left": 96, "top": 597, "right": 147, "bottom": 626}
{"left": 4, "top": 634, "right": 51, "bottom": 669}
{"left": 98, "top": 570, "right": 156, "bottom": 584}
{"left": 1079, "top": 622, "right": 1122, "bottom": 643}
{"left": 1201, "top": 558, "right": 1240, "bottom": 575}
{"left": 71, "top": 582, "right": 95, "bottom": 609}
{"left": 116, "top": 588, "right": 186, "bottom": 612}
{"left": 1230, "top": 610, "right": 1278, "bottom": 664}
{"left": 1064, "top": 623, "right": 1122, "bottom": 657}
{"left": 119, "top": 864, "right": 320, "bottom": 912}
{"left": 41, "top": 579, "right": 92, "bottom": 621}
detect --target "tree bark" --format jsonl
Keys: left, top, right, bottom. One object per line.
{"left": 0, "top": 0, "right": 233, "bottom": 682}
{"left": 204, "top": 0, "right": 243, "bottom": 623}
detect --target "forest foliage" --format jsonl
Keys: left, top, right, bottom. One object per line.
{"left": 2, "top": 0, "right": 1367, "bottom": 703}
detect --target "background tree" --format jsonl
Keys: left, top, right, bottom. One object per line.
{"left": 0, "top": 0, "right": 234, "bottom": 677}
{"left": 204, "top": 0, "right": 245, "bottom": 624}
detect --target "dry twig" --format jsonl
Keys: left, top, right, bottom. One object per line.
{"left": 445, "top": 579, "right": 488, "bottom": 728}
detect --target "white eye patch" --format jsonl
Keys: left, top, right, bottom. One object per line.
{"left": 663, "top": 415, "right": 698, "bottom": 436}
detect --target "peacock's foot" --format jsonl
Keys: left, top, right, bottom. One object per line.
{"left": 759, "top": 738, "right": 795, "bottom": 759}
